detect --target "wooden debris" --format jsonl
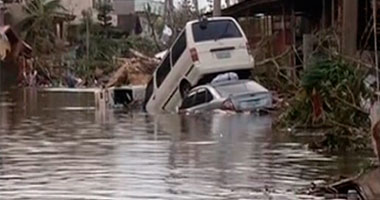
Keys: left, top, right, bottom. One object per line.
{"left": 370, "top": 101, "right": 380, "bottom": 162}
{"left": 106, "top": 50, "right": 159, "bottom": 87}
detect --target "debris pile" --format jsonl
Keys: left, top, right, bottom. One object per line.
{"left": 306, "top": 168, "right": 380, "bottom": 200}
{"left": 106, "top": 54, "right": 159, "bottom": 87}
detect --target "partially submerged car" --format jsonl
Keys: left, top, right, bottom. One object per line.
{"left": 144, "top": 16, "right": 254, "bottom": 113}
{"left": 178, "top": 80, "right": 272, "bottom": 113}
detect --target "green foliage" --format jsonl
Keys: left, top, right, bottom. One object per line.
{"left": 126, "top": 35, "right": 160, "bottom": 57}
{"left": 73, "top": 58, "right": 114, "bottom": 80}
{"left": 65, "top": 5, "right": 129, "bottom": 79}
{"left": 302, "top": 57, "right": 368, "bottom": 99}
{"left": 278, "top": 57, "right": 372, "bottom": 151}
{"left": 19, "top": 0, "right": 65, "bottom": 55}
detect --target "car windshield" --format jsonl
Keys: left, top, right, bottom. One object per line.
{"left": 192, "top": 20, "right": 242, "bottom": 42}
{"left": 214, "top": 81, "right": 267, "bottom": 97}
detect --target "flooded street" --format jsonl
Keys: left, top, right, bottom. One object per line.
{"left": 0, "top": 89, "right": 370, "bottom": 199}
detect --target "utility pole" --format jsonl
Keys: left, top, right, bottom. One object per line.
{"left": 213, "top": 0, "right": 221, "bottom": 16}
{"left": 225, "top": 0, "right": 230, "bottom": 7}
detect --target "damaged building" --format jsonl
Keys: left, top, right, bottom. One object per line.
{"left": 221, "top": 0, "right": 379, "bottom": 70}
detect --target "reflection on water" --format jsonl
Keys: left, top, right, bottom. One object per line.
{"left": 0, "top": 89, "right": 369, "bottom": 199}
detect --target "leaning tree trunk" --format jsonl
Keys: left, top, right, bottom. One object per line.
{"left": 213, "top": 0, "right": 221, "bottom": 16}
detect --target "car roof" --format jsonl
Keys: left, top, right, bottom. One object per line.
{"left": 209, "top": 79, "right": 254, "bottom": 87}
{"left": 189, "top": 80, "right": 268, "bottom": 94}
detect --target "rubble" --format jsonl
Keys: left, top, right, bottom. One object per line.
{"left": 106, "top": 49, "right": 159, "bottom": 87}
{"left": 307, "top": 167, "right": 380, "bottom": 200}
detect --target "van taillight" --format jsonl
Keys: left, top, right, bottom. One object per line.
{"left": 190, "top": 48, "right": 199, "bottom": 62}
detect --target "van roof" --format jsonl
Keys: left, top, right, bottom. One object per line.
{"left": 186, "top": 16, "right": 236, "bottom": 26}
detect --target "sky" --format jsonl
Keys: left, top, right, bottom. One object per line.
{"left": 196, "top": 0, "right": 208, "bottom": 9}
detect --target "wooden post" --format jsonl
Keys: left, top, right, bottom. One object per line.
{"left": 303, "top": 34, "right": 313, "bottom": 69}
{"left": 226, "top": 0, "right": 231, "bottom": 7}
{"left": 281, "top": 5, "right": 286, "bottom": 48}
{"left": 213, "top": 0, "right": 221, "bottom": 16}
{"left": 373, "top": 0, "right": 380, "bottom": 97}
{"left": 331, "top": 0, "right": 335, "bottom": 27}
{"left": 342, "top": 0, "right": 358, "bottom": 55}
{"left": 322, "top": 0, "right": 326, "bottom": 29}
{"left": 290, "top": 0, "right": 296, "bottom": 80}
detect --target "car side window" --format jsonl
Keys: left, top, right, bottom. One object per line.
{"left": 205, "top": 89, "right": 213, "bottom": 102}
{"left": 194, "top": 90, "right": 206, "bottom": 106}
{"left": 181, "top": 88, "right": 213, "bottom": 109}
{"left": 181, "top": 93, "right": 196, "bottom": 109}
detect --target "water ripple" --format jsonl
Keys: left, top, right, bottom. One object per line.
{"left": 0, "top": 90, "right": 369, "bottom": 199}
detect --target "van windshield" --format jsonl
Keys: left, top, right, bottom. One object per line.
{"left": 192, "top": 20, "right": 243, "bottom": 42}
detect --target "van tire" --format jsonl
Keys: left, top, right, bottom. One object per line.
{"left": 179, "top": 79, "right": 191, "bottom": 98}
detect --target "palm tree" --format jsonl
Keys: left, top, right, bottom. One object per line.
{"left": 18, "top": 0, "right": 64, "bottom": 55}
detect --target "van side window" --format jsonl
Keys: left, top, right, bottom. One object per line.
{"left": 171, "top": 31, "right": 187, "bottom": 66}
{"left": 156, "top": 52, "right": 171, "bottom": 87}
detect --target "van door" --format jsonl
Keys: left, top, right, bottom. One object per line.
{"left": 191, "top": 20, "right": 252, "bottom": 69}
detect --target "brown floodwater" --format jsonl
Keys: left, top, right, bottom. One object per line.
{"left": 0, "top": 89, "right": 371, "bottom": 200}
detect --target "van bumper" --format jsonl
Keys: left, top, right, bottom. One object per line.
{"left": 190, "top": 62, "right": 254, "bottom": 83}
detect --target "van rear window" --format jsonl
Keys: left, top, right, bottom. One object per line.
{"left": 192, "top": 20, "right": 242, "bottom": 42}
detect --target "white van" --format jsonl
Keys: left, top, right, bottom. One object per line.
{"left": 145, "top": 17, "right": 254, "bottom": 113}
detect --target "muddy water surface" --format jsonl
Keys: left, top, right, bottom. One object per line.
{"left": 0, "top": 89, "right": 370, "bottom": 199}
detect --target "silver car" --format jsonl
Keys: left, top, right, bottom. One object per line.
{"left": 178, "top": 80, "right": 272, "bottom": 113}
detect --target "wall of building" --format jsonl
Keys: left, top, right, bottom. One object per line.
{"left": 113, "top": 0, "right": 134, "bottom": 15}
{"left": 61, "top": 0, "right": 117, "bottom": 25}
{"left": 135, "top": 0, "right": 164, "bottom": 15}
{"left": 61, "top": 0, "right": 95, "bottom": 24}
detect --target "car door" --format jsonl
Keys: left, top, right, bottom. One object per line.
{"left": 187, "top": 88, "right": 216, "bottom": 112}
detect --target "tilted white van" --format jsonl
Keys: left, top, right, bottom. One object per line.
{"left": 144, "top": 17, "right": 254, "bottom": 113}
